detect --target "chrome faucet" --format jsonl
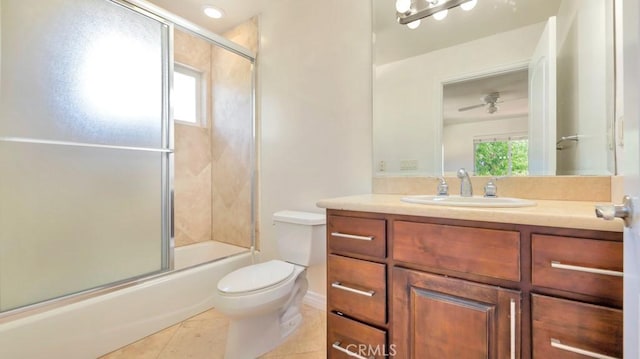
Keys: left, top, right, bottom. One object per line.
{"left": 484, "top": 178, "right": 497, "bottom": 197}
{"left": 456, "top": 168, "right": 473, "bottom": 197}
{"left": 436, "top": 177, "right": 449, "bottom": 196}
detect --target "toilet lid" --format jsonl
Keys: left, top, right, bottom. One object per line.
{"left": 217, "top": 260, "right": 295, "bottom": 294}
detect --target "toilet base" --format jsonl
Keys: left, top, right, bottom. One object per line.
{"left": 218, "top": 265, "right": 309, "bottom": 358}
{"left": 224, "top": 307, "right": 303, "bottom": 358}
{"left": 280, "top": 305, "right": 303, "bottom": 339}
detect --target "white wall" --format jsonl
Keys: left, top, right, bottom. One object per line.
{"left": 374, "top": 23, "right": 543, "bottom": 176}
{"left": 443, "top": 117, "right": 528, "bottom": 174}
{"left": 258, "top": 0, "right": 372, "bottom": 303}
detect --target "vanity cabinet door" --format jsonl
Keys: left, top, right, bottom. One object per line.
{"left": 392, "top": 267, "right": 520, "bottom": 359}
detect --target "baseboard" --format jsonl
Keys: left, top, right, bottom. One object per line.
{"left": 303, "top": 290, "right": 326, "bottom": 311}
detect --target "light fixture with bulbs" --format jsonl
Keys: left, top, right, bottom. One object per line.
{"left": 203, "top": 5, "right": 225, "bottom": 19}
{"left": 396, "top": 0, "right": 477, "bottom": 28}
{"left": 407, "top": 19, "right": 421, "bottom": 29}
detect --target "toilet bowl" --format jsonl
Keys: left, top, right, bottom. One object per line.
{"left": 215, "top": 260, "right": 306, "bottom": 317}
{"left": 212, "top": 210, "right": 325, "bottom": 358}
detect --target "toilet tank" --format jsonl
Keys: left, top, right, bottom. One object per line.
{"left": 273, "top": 210, "right": 326, "bottom": 266}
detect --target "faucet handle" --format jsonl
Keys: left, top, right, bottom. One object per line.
{"left": 437, "top": 177, "right": 449, "bottom": 196}
{"left": 484, "top": 178, "right": 498, "bottom": 198}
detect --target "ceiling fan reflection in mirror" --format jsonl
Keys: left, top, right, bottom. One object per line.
{"left": 458, "top": 92, "right": 502, "bottom": 114}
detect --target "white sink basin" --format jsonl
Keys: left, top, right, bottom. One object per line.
{"left": 401, "top": 195, "right": 536, "bottom": 208}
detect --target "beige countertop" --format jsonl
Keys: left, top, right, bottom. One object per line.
{"left": 316, "top": 194, "right": 623, "bottom": 232}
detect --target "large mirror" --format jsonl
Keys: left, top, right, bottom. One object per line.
{"left": 373, "top": 0, "right": 615, "bottom": 176}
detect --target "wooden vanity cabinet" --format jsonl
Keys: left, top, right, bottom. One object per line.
{"left": 325, "top": 209, "right": 623, "bottom": 359}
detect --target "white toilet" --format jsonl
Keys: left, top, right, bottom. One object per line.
{"left": 213, "top": 210, "right": 326, "bottom": 359}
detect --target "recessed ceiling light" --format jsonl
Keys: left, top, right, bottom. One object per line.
{"left": 203, "top": 5, "right": 224, "bottom": 19}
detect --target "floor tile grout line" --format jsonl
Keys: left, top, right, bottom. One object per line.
{"left": 154, "top": 322, "right": 186, "bottom": 359}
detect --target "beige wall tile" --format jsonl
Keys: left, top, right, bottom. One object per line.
{"left": 209, "top": 20, "right": 257, "bottom": 249}
{"left": 611, "top": 175, "right": 624, "bottom": 203}
{"left": 174, "top": 124, "right": 212, "bottom": 246}
{"left": 173, "top": 20, "right": 257, "bottom": 248}
{"left": 373, "top": 175, "right": 613, "bottom": 202}
{"left": 224, "top": 17, "right": 259, "bottom": 53}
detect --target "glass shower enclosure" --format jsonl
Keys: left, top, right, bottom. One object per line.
{"left": 0, "top": 0, "right": 172, "bottom": 312}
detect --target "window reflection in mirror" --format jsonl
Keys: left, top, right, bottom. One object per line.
{"left": 474, "top": 136, "right": 529, "bottom": 176}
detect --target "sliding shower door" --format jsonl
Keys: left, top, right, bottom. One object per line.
{"left": 0, "top": 0, "right": 172, "bottom": 312}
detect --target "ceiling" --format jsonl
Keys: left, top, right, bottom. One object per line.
{"left": 374, "top": 0, "right": 561, "bottom": 65}
{"left": 145, "top": 0, "right": 276, "bottom": 34}
{"left": 443, "top": 69, "right": 529, "bottom": 126}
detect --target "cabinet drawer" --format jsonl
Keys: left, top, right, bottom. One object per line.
{"left": 532, "top": 294, "right": 622, "bottom": 359}
{"left": 532, "top": 234, "right": 622, "bottom": 303}
{"left": 328, "top": 313, "right": 388, "bottom": 359}
{"left": 328, "top": 215, "right": 386, "bottom": 259}
{"left": 328, "top": 254, "right": 386, "bottom": 326}
{"left": 393, "top": 221, "right": 520, "bottom": 281}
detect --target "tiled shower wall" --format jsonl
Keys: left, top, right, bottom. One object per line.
{"left": 173, "top": 19, "right": 257, "bottom": 248}
{"left": 211, "top": 19, "right": 258, "bottom": 249}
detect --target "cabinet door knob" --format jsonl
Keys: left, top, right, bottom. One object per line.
{"left": 550, "top": 338, "right": 620, "bottom": 359}
{"left": 595, "top": 195, "right": 633, "bottom": 227}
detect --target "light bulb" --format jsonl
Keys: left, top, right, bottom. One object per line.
{"left": 460, "top": 0, "right": 477, "bottom": 11}
{"left": 407, "top": 19, "right": 421, "bottom": 29}
{"left": 395, "top": 0, "right": 411, "bottom": 13}
{"left": 203, "top": 6, "right": 224, "bottom": 19}
{"left": 433, "top": 9, "right": 448, "bottom": 20}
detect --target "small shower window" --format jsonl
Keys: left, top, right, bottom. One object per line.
{"left": 174, "top": 63, "right": 205, "bottom": 126}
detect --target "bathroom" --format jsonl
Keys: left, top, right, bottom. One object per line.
{"left": 0, "top": 0, "right": 638, "bottom": 358}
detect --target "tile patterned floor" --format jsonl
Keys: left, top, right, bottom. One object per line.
{"left": 100, "top": 305, "right": 326, "bottom": 359}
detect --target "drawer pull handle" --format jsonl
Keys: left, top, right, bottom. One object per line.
{"left": 331, "top": 281, "right": 375, "bottom": 297}
{"left": 551, "top": 261, "right": 623, "bottom": 277}
{"left": 510, "top": 299, "right": 516, "bottom": 359}
{"left": 331, "top": 232, "right": 375, "bottom": 241}
{"left": 550, "top": 338, "right": 620, "bottom": 359}
{"left": 332, "top": 341, "right": 373, "bottom": 359}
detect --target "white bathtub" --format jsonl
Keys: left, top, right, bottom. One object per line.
{"left": 0, "top": 241, "right": 252, "bottom": 359}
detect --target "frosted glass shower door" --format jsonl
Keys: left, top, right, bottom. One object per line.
{"left": 0, "top": 0, "right": 172, "bottom": 311}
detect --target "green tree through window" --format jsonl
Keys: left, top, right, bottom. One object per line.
{"left": 474, "top": 137, "right": 528, "bottom": 176}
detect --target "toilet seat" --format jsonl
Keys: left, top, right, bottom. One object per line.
{"left": 218, "top": 260, "right": 295, "bottom": 295}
